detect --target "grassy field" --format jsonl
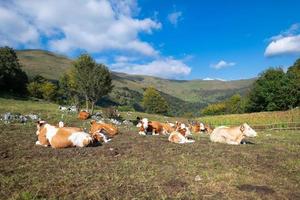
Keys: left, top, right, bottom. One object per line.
{"left": 199, "top": 109, "right": 300, "bottom": 127}
{"left": 0, "top": 98, "right": 300, "bottom": 199}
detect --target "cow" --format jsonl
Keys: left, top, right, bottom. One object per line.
{"left": 189, "top": 121, "right": 213, "bottom": 134}
{"left": 136, "top": 118, "right": 164, "bottom": 135}
{"left": 78, "top": 110, "right": 90, "bottom": 120}
{"left": 35, "top": 120, "right": 93, "bottom": 148}
{"left": 175, "top": 122, "right": 192, "bottom": 137}
{"left": 89, "top": 120, "right": 118, "bottom": 143}
{"left": 162, "top": 122, "right": 176, "bottom": 135}
{"left": 210, "top": 123, "right": 257, "bottom": 145}
{"left": 168, "top": 131, "right": 195, "bottom": 144}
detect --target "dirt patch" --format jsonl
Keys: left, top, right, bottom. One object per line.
{"left": 163, "top": 179, "right": 188, "bottom": 196}
{"left": 237, "top": 184, "right": 275, "bottom": 194}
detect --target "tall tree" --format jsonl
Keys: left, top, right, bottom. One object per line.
{"left": 0, "top": 46, "right": 28, "bottom": 94}
{"left": 247, "top": 67, "right": 291, "bottom": 112}
{"left": 142, "top": 87, "right": 169, "bottom": 114}
{"left": 286, "top": 58, "right": 300, "bottom": 107}
{"left": 71, "top": 54, "right": 113, "bottom": 114}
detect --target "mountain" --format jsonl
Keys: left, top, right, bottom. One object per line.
{"left": 16, "top": 49, "right": 255, "bottom": 116}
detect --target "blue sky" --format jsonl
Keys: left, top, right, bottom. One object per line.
{"left": 1, "top": 0, "right": 300, "bottom": 80}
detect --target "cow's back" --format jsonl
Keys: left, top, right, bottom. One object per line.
{"left": 50, "top": 127, "right": 91, "bottom": 148}
{"left": 150, "top": 121, "right": 163, "bottom": 134}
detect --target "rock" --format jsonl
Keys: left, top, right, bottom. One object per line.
{"left": 194, "top": 175, "right": 202, "bottom": 182}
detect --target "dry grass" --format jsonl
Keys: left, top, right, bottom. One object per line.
{"left": 0, "top": 98, "right": 300, "bottom": 199}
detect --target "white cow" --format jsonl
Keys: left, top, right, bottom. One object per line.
{"left": 210, "top": 123, "right": 257, "bottom": 145}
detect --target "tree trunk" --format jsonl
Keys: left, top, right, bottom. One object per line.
{"left": 91, "top": 101, "right": 95, "bottom": 115}
{"left": 85, "top": 95, "right": 89, "bottom": 112}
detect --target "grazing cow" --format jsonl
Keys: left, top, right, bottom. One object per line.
{"left": 168, "top": 131, "right": 195, "bottom": 144}
{"left": 136, "top": 118, "right": 163, "bottom": 135}
{"left": 210, "top": 123, "right": 257, "bottom": 145}
{"left": 35, "top": 121, "right": 93, "bottom": 148}
{"left": 78, "top": 111, "right": 90, "bottom": 120}
{"left": 89, "top": 120, "right": 117, "bottom": 143}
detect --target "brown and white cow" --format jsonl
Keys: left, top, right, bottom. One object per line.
{"left": 136, "top": 118, "right": 164, "bottom": 135}
{"left": 35, "top": 121, "right": 93, "bottom": 148}
{"left": 168, "top": 131, "right": 195, "bottom": 144}
{"left": 90, "top": 120, "right": 118, "bottom": 136}
{"left": 89, "top": 120, "right": 118, "bottom": 143}
{"left": 162, "top": 122, "right": 176, "bottom": 135}
{"left": 210, "top": 123, "right": 257, "bottom": 145}
{"left": 175, "top": 122, "right": 192, "bottom": 137}
{"left": 189, "top": 121, "right": 213, "bottom": 134}
{"left": 78, "top": 110, "right": 90, "bottom": 120}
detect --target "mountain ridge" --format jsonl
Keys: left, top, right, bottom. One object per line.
{"left": 16, "top": 49, "right": 255, "bottom": 116}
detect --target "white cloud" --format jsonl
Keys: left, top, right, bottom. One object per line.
{"left": 211, "top": 60, "right": 236, "bottom": 69}
{"left": 0, "top": 7, "right": 39, "bottom": 47}
{"left": 265, "top": 35, "right": 300, "bottom": 56}
{"left": 265, "top": 23, "right": 300, "bottom": 56}
{"left": 167, "top": 11, "right": 182, "bottom": 26}
{"left": 111, "top": 57, "right": 191, "bottom": 79}
{"left": 203, "top": 77, "right": 226, "bottom": 81}
{"left": 0, "top": 0, "right": 161, "bottom": 56}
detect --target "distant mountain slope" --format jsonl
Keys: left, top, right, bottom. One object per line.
{"left": 16, "top": 49, "right": 255, "bottom": 116}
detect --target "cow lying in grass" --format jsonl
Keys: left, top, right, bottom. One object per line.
{"left": 162, "top": 122, "right": 176, "bottom": 135}
{"left": 210, "top": 123, "right": 257, "bottom": 145}
{"left": 189, "top": 121, "right": 213, "bottom": 134}
{"left": 136, "top": 118, "right": 164, "bottom": 135}
{"left": 36, "top": 121, "right": 109, "bottom": 148}
{"left": 78, "top": 110, "right": 90, "bottom": 120}
{"left": 35, "top": 120, "right": 93, "bottom": 148}
{"left": 89, "top": 120, "right": 118, "bottom": 143}
{"left": 168, "top": 131, "right": 195, "bottom": 144}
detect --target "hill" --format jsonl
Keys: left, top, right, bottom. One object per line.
{"left": 16, "top": 49, "right": 255, "bottom": 116}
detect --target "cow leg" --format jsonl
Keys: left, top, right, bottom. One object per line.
{"left": 152, "top": 129, "right": 158, "bottom": 136}
{"left": 226, "top": 139, "right": 240, "bottom": 145}
{"left": 35, "top": 141, "right": 48, "bottom": 147}
{"left": 139, "top": 131, "right": 146, "bottom": 136}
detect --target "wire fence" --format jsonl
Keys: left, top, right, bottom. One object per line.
{"left": 206, "top": 122, "right": 300, "bottom": 131}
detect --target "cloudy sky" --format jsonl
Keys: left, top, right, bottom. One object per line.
{"left": 1, "top": 0, "right": 300, "bottom": 80}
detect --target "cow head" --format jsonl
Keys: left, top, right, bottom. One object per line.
{"left": 204, "top": 124, "right": 213, "bottom": 134}
{"left": 36, "top": 120, "right": 47, "bottom": 135}
{"left": 176, "top": 122, "right": 191, "bottom": 137}
{"left": 136, "top": 118, "right": 149, "bottom": 135}
{"left": 35, "top": 120, "right": 50, "bottom": 146}
{"left": 90, "top": 124, "right": 111, "bottom": 143}
{"left": 241, "top": 123, "right": 257, "bottom": 137}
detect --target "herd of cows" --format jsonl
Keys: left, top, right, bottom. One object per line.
{"left": 35, "top": 111, "right": 258, "bottom": 148}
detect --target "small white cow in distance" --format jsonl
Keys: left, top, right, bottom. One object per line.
{"left": 168, "top": 131, "right": 195, "bottom": 144}
{"left": 35, "top": 120, "right": 93, "bottom": 148}
{"left": 210, "top": 123, "right": 257, "bottom": 145}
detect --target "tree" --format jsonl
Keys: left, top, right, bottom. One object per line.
{"left": 27, "top": 75, "right": 58, "bottom": 101}
{"left": 286, "top": 58, "right": 300, "bottom": 107}
{"left": 40, "top": 82, "right": 57, "bottom": 101}
{"left": 71, "top": 54, "right": 113, "bottom": 114}
{"left": 201, "top": 102, "right": 227, "bottom": 116}
{"left": 0, "top": 46, "right": 28, "bottom": 94}
{"left": 142, "top": 87, "right": 169, "bottom": 114}
{"left": 226, "top": 94, "right": 243, "bottom": 113}
{"left": 246, "top": 67, "right": 291, "bottom": 112}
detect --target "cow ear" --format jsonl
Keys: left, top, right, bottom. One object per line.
{"left": 90, "top": 120, "right": 96, "bottom": 125}
{"left": 37, "top": 120, "right": 46, "bottom": 126}
{"left": 240, "top": 124, "right": 245, "bottom": 132}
